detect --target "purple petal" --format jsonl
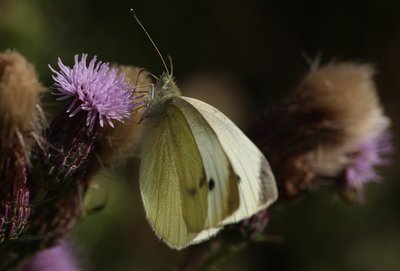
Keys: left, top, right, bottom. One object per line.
{"left": 49, "top": 54, "right": 141, "bottom": 129}
{"left": 345, "top": 131, "right": 394, "bottom": 200}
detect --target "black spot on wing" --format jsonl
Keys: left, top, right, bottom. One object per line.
{"left": 208, "top": 179, "right": 215, "bottom": 191}
{"left": 189, "top": 173, "right": 207, "bottom": 196}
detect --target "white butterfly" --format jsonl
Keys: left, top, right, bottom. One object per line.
{"left": 139, "top": 72, "right": 278, "bottom": 249}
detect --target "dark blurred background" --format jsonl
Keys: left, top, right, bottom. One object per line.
{"left": 1, "top": 0, "right": 399, "bottom": 270}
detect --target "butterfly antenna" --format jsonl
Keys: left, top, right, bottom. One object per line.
{"left": 130, "top": 9, "right": 170, "bottom": 75}
{"left": 168, "top": 55, "right": 174, "bottom": 76}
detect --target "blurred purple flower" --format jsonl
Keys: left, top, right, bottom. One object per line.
{"left": 345, "top": 131, "right": 393, "bottom": 201}
{"left": 239, "top": 209, "right": 269, "bottom": 239}
{"left": 49, "top": 54, "right": 138, "bottom": 130}
{"left": 22, "top": 241, "right": 80, "bottom": 271}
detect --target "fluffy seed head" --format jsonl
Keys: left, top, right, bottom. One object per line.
{"left": 294, "top": 62, "right": 386, "bottom": 148}
{"left": 49, "top": 54, "right": 138, "bottom": 131}
{"left": 0, "top": 50, "right": 46, "bottom": 148}
{"left": 293, "top": 62, "right": 390, "bottom": 177}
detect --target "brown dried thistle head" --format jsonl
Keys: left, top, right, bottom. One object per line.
{"left": 0, "top": 50, "right": 46, "bottom": 151}
{"left": 249, "top": 61, "right": 392, "bottom": 201}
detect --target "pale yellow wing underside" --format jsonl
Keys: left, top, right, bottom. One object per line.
{"left": 140, "top": 98, "right": 239, "bottom": 249}
{"left": 182, "top": 97, "right": 278, "bottom": 224}
{"left": 140, "top": 103, "right": 208, "bottom": 249}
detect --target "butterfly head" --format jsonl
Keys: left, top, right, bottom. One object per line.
{"left": 144, "top": 72, "right": 181, "bottom": 117}
{"left": 158, "top": 72, "right": 180, "bottom": 96}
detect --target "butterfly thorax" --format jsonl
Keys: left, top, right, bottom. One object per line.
{"left": 145, "top": 73, "right": 181, "bottom": 117}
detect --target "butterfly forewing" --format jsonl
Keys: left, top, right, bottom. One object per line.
{"left": 140, "top": 103, "right": 208, "bottom": 249}
{"left": 181, "top": 97, "right": 278, "bottom": 224}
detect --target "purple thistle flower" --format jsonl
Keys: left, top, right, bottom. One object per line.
{"left": 22, "top": 240, "right": 80, "bottom": 271}
{"left": 49, "top": 54, "right": 138, "bottom": 131}
{"left": 345, "top": 131, "right": 393, "bottom": 201}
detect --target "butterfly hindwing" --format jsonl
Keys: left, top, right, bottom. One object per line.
{"left": 181, "top": 97, "right": 278, "bottom": 224}
{"left": 140, "top": 102, "right": 208, "bottom": 249}
{"left": 170, "top": 97, "right": 240, "bottom": 229}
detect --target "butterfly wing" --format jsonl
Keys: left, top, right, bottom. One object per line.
{"left": 181, "top": 97, "right": 278, "bottom": 224}
{"left": 140, "top": 103, "right": 209, "bottom": 249}
{"left": 140, "top": 99, "right": 239, "bottom": 249}
{"left": 169, "top": 97, "right": 240, "bottom": 229}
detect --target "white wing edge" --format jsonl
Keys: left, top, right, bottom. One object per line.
{"left": 190, "top": 227, "right": 222, "bottom": 245}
